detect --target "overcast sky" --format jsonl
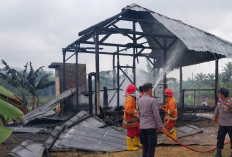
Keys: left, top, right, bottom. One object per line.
{"left": 1, "top": 0, "right": 232, "bottom": 80}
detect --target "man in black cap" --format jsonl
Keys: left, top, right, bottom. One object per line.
{"left": 137, "top": 83, "right": 163, "bottom": 157}
{"left": 212, "top": 87, "right": 232, "bottom": 157}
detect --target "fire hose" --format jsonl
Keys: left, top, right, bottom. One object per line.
{"left": 157, "top": 106, "right": 230, "bottom": 153}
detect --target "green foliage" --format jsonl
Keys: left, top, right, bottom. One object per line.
{"left": 0, "top": 60, "right": 55, "bottom": 111}
{"left": 0, "top": 98, "right": 24, "bottom": 144}
{"left": 0, "top": 126, "right": 13, "bottom": 144}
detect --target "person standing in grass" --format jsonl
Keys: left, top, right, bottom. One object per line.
{"left": 212, "top": 87, "right": 232, "bottom": 157}
{"left": 137, "top": 83, "right": 163, "bottom": 157}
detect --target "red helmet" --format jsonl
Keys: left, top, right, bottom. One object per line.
{"left": 164, "top": 88, "right": 174, "bottom": 96}
{"left": 126, "top": 84, "right": 137, "bottom": 95}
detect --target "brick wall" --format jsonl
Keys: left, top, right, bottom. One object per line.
{"left": 49, "top": 63, "right": 87, "bottom": 95}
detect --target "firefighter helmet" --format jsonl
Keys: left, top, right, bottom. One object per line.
{"left": 164, "top": 88, "right": 174, "bottom": 96}
{"left": 126, "top": 84, "right": 137, "bottom": 95}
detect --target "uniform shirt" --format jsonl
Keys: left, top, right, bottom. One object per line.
{"left": 214, "top": 98, "right": 232, "bottom": 126}
{"left": 137, "top": 94, "right": 163, "bottom": 129}
{"left": 165, "top": 97, "right": 178, "bottom": 120}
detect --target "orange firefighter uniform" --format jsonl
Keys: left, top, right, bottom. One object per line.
{"left": 164, "top": 88, "right": 178, "bottom": 139}
{"left": 123, "top": 84, "right": 142, "bottom": 150}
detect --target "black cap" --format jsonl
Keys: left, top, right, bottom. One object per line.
{"left": 139, "top": 86, "right": 144, "bottom": 92}
{"left": 219, "top": 87, "right": 229, "bottom": 97}
{"left": 143, "top": 83, "right": 153, "bottom": 91}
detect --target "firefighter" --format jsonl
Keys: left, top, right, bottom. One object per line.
{"left": 123, "top": 84, "right": 142, "bottom": 151}
{"left": 163, "top": 88, "right": 178, "bottom": 139}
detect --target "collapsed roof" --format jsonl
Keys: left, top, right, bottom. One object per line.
{"left": 64, "top": 3, "right": 232, "bottom": 69}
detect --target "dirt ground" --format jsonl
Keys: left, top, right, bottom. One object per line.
{"left": 1, "top": 119, "right": 231, "bottom": 157}
{"left": 50, "top": 145, "right": 232, "bottom": 157}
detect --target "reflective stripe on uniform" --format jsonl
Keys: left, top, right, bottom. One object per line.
{"left": 169, "top": 117, "right": 177, "bottom": 120}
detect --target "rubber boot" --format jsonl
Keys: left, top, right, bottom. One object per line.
{"left": 134, "top": 136, "right": 142, "bottom": 147}
{"left": 215, "top": 149, "right": 222, "bottom": 157}
{"left": 168, "top": 129, "right": 176, "bottom": 140}
{"left": 127, "top": 136, "right": 138, "bottom": 151}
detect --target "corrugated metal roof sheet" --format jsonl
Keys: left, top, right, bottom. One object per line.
{"left": 124, "top": 4, "right": 232, "bottom": 57}
{"left": 23, "top": 88, "right": 76, "bottom": 125}
{"left": 53, "top": 125, "right": 127, "bottom": 152}
{"left": 10, "top": 140, "right": 44, "bottom": 157}
{"left": 44, "top": 111, "right": 126, "bottom": 152}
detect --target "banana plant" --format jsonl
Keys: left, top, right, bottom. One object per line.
{"left": 0, "top": 98, "right": 23, "bottom": 144}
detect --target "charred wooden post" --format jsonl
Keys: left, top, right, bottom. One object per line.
{"left": 103, "top": 87, "right": 108, "bottom": 109}
{"left": 62, "top": 49, "right": 66, "bottom": 92}
{"left": 95, "top": 31, "right": 101, "bottom": 115}
{"left": 117, "top": 46, "right": 120, "bottom": 108}
{"left": 88, "top": 72, "right": 96, "bottom": 114}
{"left": 163, "top": 39, "right": 167, "bottom": 105}
{"left": 182, "top": 89, "right": 185, "bottom": 109}
{"left": 215, "top": 59, "right": 219, "bottom": 106}
{"left": 113, "top": 54, "right": 116, "bottom": 88}
{"left": 132, "top": 21, "right": 136, "bottom": 85}
{"left": 74, "top": 45, "right": 79, "bottom": 111}
{"left": 179, "top": 66, "right": 183, "bottom": 107}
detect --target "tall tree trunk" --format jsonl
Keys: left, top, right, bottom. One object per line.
{"left": 21, "top": 88, "right": 28, "bottom": 113}
{"left": 31, "top": 95, "right": 35, "bottom": 110}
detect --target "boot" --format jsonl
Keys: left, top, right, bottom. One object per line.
{"left": 215, "top": 149, "right": 222, "bottom": 157}
{"left": 127, "top": 136, "right": 138, "bottom": 151}
{"left": 134, "top": 136, "right": 142, "bottom": 147}
{"left": 168, "top": 129, "right": 177, "bottom": 140}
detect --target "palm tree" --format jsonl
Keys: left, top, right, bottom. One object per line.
{"left": 206, "top": 73, "right": 215, "bottom": 87}
{"left": 26, "top": 62, "right": 55, "bottom": 109}
{"left": 222, "top": 62, "right": 232, "bottom": 83}
{"left": 195, "top": 73, "right": 208, "bottom": 84}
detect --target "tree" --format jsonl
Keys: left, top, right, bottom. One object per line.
{"left": 222, "top": 62, "right": 232, "bottom": 83}
{"left": 0, "top": 60, "right": 28, "bottom": 111}
{"left": 26, "top": 62, "right": 55, "bottom": 109}
{"left": 0, "top": 60, "right": 55, "bottom": 111}
{"left": 195, "top": 73, "right": 208, "bottom": 84}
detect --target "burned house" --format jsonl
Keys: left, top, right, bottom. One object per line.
{"left": 4, "top": 3, "right": 232, "bottom": 157}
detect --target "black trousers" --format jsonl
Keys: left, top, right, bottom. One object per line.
{"left": 139, "top": 129, "right": 157, "bottom": 157}
{"left": 217, "top": 125, "right": 232, "bottom": 149}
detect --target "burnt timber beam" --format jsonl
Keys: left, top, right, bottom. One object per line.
{"left": 215, "top": 59, "right": 219, "bottom": 106}
{"left": 133, "top": 21, "right": 136, "bottom": 85}
{"left": 100, "top": 27, "right": 176, "bottom": 39}
{"left": 62, "top": 50, "right": 66, "bottom": 92}
{"left": 79, "top": 9, "right": 128, "bottom": 36}
{"left": 163, "top": 39, "right": 167, "bottom": 105}
{"left": 116, "top": 46, "right": 120, "bottom": 107}
{"left": 65, "top": 49, "right": 144, "bottom": 57}
{"left": 95, "top": 32, "right": 100, "bottom": 115}
{"left": 119, "top": 67, "right": 134, "bottom": 84}
{"left": 119, "top": 17, "right": 159, "bottom": 23}
{"left": 135, "top": 48, "right": 145, "bottom": 58}
{"left": 99, "top": 33, "right": 111, "bottom": 44}
{"left": 112, "top": 24, "right": 133, "bottom": 40}
{"left": 80, "top": 41, "right": 160, "bottom": 50}
{"left": 180, "top": 65, "right": 183, "bottom": 108}
{"left": 113, "top": 54, "right": 116, "bottom": 88}
{"left": 74, "top": 45, "right": 79, "bottom": 111}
